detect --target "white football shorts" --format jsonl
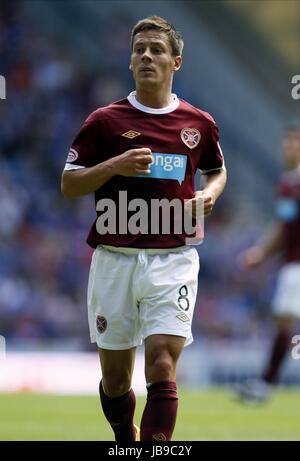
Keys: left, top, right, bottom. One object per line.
{"left": 272, "top": 263, "right": 300, "bottom": 318}
{"left": 87, "top": 244, "right": 200, "bottom": 350}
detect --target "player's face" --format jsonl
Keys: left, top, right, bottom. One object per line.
{"left": 282, "top": 131, "right": 300, "bottom": 169}
{"left": 130, "top": 30, "right": 182, "bottom": 89}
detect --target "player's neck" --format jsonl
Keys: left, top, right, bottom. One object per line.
{"left": 135, "top": 87, "right": 173, "bottom": 109}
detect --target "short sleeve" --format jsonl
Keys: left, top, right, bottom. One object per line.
{"left": 275, "top": 175, "right": 299, "bottom": 221}
{"left": 198, "top": 122, "right": 224, "bottom": 174}
{"left": 278, "top": 176, "right": 290, "bottom": 197}
{"left": 64, "top": 113, "right": 101, "bottom": 171}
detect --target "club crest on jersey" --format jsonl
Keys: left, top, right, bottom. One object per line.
{"left": 180, "top": 128, "right": 201, "bottom": 149}
{"left": 67, "top": 148, "right": 78, "bottom": 162}
{"left": 122, "top": 130, "right": 141, "bottom": 139}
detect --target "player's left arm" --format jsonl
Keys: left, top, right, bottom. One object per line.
{"left": 191, "top": 118, "right": 227, "bottom": 217}
{"left": 192, "top": 167, "right": 227, "bottom": 217}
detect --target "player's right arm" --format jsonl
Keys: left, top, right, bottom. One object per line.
{"left": 239, "top": 222, "right": 284, "bottom": 269}
{"left": 61, "top": 148, "right": 152, "bottom": 199}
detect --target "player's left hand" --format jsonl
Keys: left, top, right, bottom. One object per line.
{"left": 186, "top": 191, "right": 215, "bottom": 218}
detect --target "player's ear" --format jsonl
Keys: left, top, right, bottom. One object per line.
{"left": 174, "top": 55, "right": 182, "bottom": 72}
{"left": 129, "top": 62, "right": 132, "bottom": 71}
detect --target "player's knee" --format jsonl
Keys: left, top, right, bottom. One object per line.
{"left": 146, "top": 356, "right": 174, "bottom": 382}
{"left": 102, "top": 374, "right": 131, "bottom": 398}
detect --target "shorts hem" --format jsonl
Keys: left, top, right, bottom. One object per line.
{"left": 143, "top": 330, "right": 193, "bottom": 347}
{"left": 91, "top": 337, "right": 142, "bottom": 350}
{"left": 272, "top": 307, "right": 300, "bottom": 318}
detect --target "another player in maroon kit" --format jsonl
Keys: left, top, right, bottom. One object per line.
{"left": 237, "top": 123, "right": 300, "bottom": 403}
{"left": 61, "top": 16, "right": 227, "bottom": 440}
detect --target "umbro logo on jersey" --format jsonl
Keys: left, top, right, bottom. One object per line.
{"left": 122, "top": 130, "right": 141, "bottom": 139}
{"left": 181, "top": 128, "right": 201, "bottom": 149}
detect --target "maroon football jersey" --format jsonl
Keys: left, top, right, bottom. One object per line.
{"left": 276, "top": 167, "right": 300, "bottom": 262}
{"left": 64, "top": 92, "right": 224, "bottom": 248}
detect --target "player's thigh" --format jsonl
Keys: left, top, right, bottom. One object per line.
{"left": 140, "top": 247, "right": 199, "bottom": 347}
{"left": 272, "top": 264, "right": 300, "bottom": 318}
{"left": 144, "top": 334, "right": 185, "bottom": 382}
{"left": 273, "top": 314, "right": 297, "bottom": 331}
{"left": 88, "top": 246, "right": 142, "bottom": 350}
{"left": 99, "top": 347, "right": 136, "bottom": 396}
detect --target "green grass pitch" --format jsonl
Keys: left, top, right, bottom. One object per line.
{"left": 0, "top": 388, "right": 299, "bottom": 440}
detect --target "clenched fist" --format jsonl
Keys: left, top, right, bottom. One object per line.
{"left": 112, "top": 148, "right": 153, "bottom": 176}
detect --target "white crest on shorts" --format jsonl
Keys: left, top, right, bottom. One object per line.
{"left": 67, "top": 148, "right": 79, "bottom": 163}
{"left": 180, "top": 128, "right": 201, "bottom": 149}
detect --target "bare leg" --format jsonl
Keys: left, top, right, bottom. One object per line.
{"left": 141, "top": 334, "right": 185, "bottom": 441}
{"left": 98, "top": 347, "right": 137, "bottom": 441}
{"left": 262, "top": 315, "right": 295, "bottom": 383}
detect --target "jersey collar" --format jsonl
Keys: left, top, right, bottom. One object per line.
{"left": 127, "top": 91, "right": 179, "bottom": 114}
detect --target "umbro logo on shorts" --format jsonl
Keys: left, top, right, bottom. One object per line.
{"left": 96, "top": 315, "right": 107, "bottom": 334}
{"left": 176, "top": 313, "right": 189, "bottom": 322}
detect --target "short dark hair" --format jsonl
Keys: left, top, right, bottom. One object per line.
{"left": 131, "top": 15, "right": 184, "bottom": 56}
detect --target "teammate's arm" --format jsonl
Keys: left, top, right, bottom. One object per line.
{"left": 240, "top": 222, "right": 284, "bottom": 269}
{"left": 61, "top": 148, "right": 152, "bottom": 198}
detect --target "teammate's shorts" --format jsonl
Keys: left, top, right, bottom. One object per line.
{"left": 87, "top": 244, "right": 199, "bottom": 350}
{"left": 272, "top": 263, "right": 300, "bottom": 318}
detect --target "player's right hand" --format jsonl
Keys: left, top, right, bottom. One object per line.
{"left": 112, "top": 148, "right": 153, "bottom": 176}
{"left": 238, "top": 246, "right": 265, "bottom": 269}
